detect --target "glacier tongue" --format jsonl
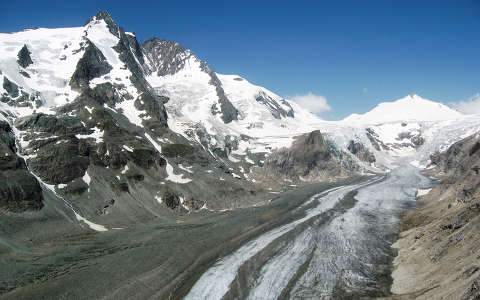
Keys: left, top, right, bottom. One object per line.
{"left": 185, "top": 160, "right": 433, "bottom": 299}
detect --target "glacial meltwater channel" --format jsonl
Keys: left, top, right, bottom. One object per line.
{"left": 184, "top": 161, "right": 432, "bottom": 299}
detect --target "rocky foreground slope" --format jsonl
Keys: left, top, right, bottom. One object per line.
{"left": 391, "top": 132, "right": 480, "bottom": 299}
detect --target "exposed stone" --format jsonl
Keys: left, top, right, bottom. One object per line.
{"left": 17, "top": 44, "right": 33, "bottom": 68}
{"left": 142, "top": 38, "right": 194, "bottom": 76}
{"left": 366, "top": 127, "right": 391, "bottom": 151}
{"left": 393, "top": 132, "right": 480, "bottom": 299}
{"left": 70, "top": 40, "right": 112, "bottom": 90}
{"left": 134, "top": 92, "right": 168, "bottom": 129}
{"left": 470, "top": 142, "right": 480, "bottom": 156}
{"left": 28, "top": 137, "right": 90, "bottom": 185}
{"left": 162, "top": 143, "right": 195, "bottom": 158}
{"left": 85, "top": 11, "right": 121, "bottom": 38}
{"left": 411, "top": 135, "right": 425, "bottom": 147}
{"left": 128, "top": 148, "right": 165, "bottom": 169}
{"left": 0, "top": 120, "right": 43, "bottom": 212}
{"left": 3, "top": 77, "right": 19, "bottom": 98}
{"left": 255, "top": 91, "right": 294, "bottom": 119}
{"left": 14, "top": 113, "right": 87, "bottom": 136}
{"left": 347, "top": 140, "right": 376, "bottom": 163}
{"left": 19, "top": 70, "right": 30, "bottom": 78}
{"left": 83, "top": 82, "right": 122, "bottom": 106}
{"left": 397, "top": 131, "right": 425, "bottom": 148}
{"left": 110, "top": 31, "right": 168, "bottom": 128}
{"left": 264, "top": 130, "right": 356, "bottom": 182}
{"left": 163, "top": 189, "right": 180, "bottom": 209}
{"left": 200, "top": 61, "right": 239, "bottom": 123}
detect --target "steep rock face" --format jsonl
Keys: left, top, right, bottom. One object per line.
{"left": 255, "top": 91, "right": 294, "bottom": 119}
{"left": 199, "top": 61, "right": 239, "bottom": 123}
{"left": 85, "top": 12, "right": 168, "bottom": 128}
{"left": 262, "top": 130, "right": 358, "bottom": 183}
{"left": 430, "top": 133, "right": 480, "bottom": 203}
{"left": 347, "top": 140, "right": 376, "bottom": 163}
{"left": 85, "top": 11, "right": 122, "bottom": 38}
{"left": 142, "top": 38, "right": 239, "bottom": 124}
{"left": 392, "top": 132, "right": 480, "bottom": 299}
{"left": 17, "top": 45, "right": 33, "bottom": 69}
{"left": 365, "top": 125, "right": 425, "bottom": 153}
{"left": 142, "top": 39, "right": 195, "bottom": 76}
{"left": 14, "top": 113, "right": 88, "bottom": 136}
{"left": 366, "top": 127, "right": 387, "bottom": 151}
{"left": 3, "top": 77, "right": 19, "bottom": 98}
{"left": 69, "top": 40, "right": 112, "bottom": 90}
{"left": 0, "top": 120, "right": 43, "bottom": 212}
{"left": 29, "top": 137, "right": 90, "bottom": 185}
{"left": 396, "top": 131, "right": 424, "bottom": 148}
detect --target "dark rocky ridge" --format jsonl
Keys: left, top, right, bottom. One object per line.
{"left": 396, "top": 131, "right": 425, "bottom": 148}
{"left": 85, "top": 11, "right": 122, "bottom": 38}
{"left": 255, "top": 91, "right": 294, "bottom": 119}
{"left": 142, "top": 38, "right": 194, "bottom": 76}
{"left": 366, "top": 127, "right": 425, "bottom": 152}
{"left": 200, "top": 61, "right": 239, "bottom": 123}
{"left": 141, "top": 38, "right": 239, "bottom": 124}
{"left": 347, "top": 140, "right": 376, "bottom": 163}
{"left": 69, "top": 40, "right": 112, "bottom": 90}
{"left": 17, "top": 45, "right": 33, "bottom": 68}
{"left": 83, "top": 12, "right": 168, "bottom": 128}
{"left": 2, "top": 77, "right": 19, "bottom": 98}
{"left": 0, "top": 120, "right": 43, "bottom": 212}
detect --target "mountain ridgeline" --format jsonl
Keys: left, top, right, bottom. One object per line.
{"left": 0, "top": 11, "right": 366, "bottom": 220}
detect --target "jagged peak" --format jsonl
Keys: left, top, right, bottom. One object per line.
{"left": 141, "top": 38, "right": 198, "bottom": 76}
{"left": 85, "top": 11, "right": 115, "bottom": 26}
{"left": 142, "top": 38, "right": 193, "bottom": 56}
{"left": 85, "top": 11, "right": 121, "bottom": 38}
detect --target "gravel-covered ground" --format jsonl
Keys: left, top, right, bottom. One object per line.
{"left": 1, "top": 177, "right": 368, "bottom": 300}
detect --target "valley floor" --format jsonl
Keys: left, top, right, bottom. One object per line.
{"left": 184, "top": 161, "right": 431, "bottom": 299}
{"left": 0, "top": 177, "right": 365, "bottom": 300}
{"left": 1, "top": 162, "right": 436, "bottom": 300}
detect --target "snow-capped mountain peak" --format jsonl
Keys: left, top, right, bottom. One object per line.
{"left": 342, "top": 94, "right": 464, "bottom": 124}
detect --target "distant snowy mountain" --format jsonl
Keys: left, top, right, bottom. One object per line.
{"left": 342, "top": 94, "right": 464, "bottom": 124}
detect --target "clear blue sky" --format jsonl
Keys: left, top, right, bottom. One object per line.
{"left": 2, "top": 0, "right": 479, "bottom": 119}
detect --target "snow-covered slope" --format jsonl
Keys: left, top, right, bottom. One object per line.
{"left": 143, "top": 40, "right": 324, "bottom": 157}
{"left": 332, "top": 93, "right": 480, "bottom": 168}
{"left": 343, "top": 94, "right": 464, "bottom": 124}
{"left": 0, "top": 26, "right": 84, "bottom": 110}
